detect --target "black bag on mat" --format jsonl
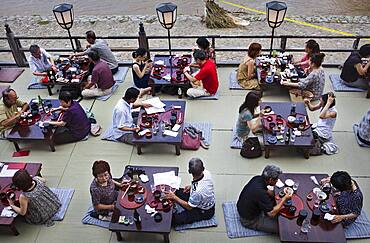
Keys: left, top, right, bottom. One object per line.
{"left": 240, "top": 137, "right": 262, "bottom": 158}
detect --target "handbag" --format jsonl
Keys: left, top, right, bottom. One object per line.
{"left": 240, "top": 137, "right": 262, "bottom": 158}
{"left": 181, "top": 130, "right": 201, "bottom": 150}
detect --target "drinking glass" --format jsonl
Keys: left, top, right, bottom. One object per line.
{"left": 300, "top": 219, "right": 311, "bottom": 233}
{"left": 314, "top": 200, "right": 320, "bottom": 208}
{"left": 150, "top": 184, "right": 156, "bottom": 193}
{"left": 293, "top": 181, "right": 299, "bottom": 192}
{"left": 160, "top": 184, "right": 166, "bottom": 192}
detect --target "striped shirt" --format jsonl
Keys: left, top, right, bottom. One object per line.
{"left": 188, "top": 170, "right": 215, "bottom": 210}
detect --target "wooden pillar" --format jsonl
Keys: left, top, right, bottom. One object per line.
{"left": 5, "top": 24, "right": 27, "bottom": 67}
{"left": 138, "top": 22, "right": 150, "bottom": 58}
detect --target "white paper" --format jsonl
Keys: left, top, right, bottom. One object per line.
{"left": 0, "top": 165, "right": 19, "bottom": 177}
{"left": 310, "top": 176, "right": 319, "bottom": 185}
{"left": 145, "top": 107, "right": 165, "bottom": 115}
{"left": 276, "top": 179, "right": 284, "bottom": 188}
{"left": 1, "top": 207, "right": 17, "bottom": 217}
{"left": 163, "top": 130, "right": 178, "bottom": 137}
{"left": 138, "top": 129, "right": 150, "bottom": 136}
{"left": 267, "top": 185, "right": 274, "bottom": 191}
{"left": 172, "top": 124, "right": 181, "bottom": 132}
{"left": 153, "top": 171, "right": 181, "bottom": 189}
{"left": 324, "top": 213, "right": 335, "bottom": 221}
{"left": 143, "top": 97, "right": 165, "bottom": 109}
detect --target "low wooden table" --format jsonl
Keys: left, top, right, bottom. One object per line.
{"left": 261, "top": 102, "right": 314, "bottom": 159}
{"left": 0, "top": 162, "right": 42, "bottom": 235}
{"left": 276, "top": 173, "right": 346, "bottom": 243}
{"left": 149, "top": 55, "right": 192, "bottom": 98}
{"left": 109, "top": 165, "right": 179, "bottom": 243}
{"left": 132, "top": 100, "right": 186, "bottom": 155}
{"left": 7, "top": 99, "right": 60, "bottom": 152}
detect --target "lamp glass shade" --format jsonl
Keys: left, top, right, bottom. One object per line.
{"left": 156, "top": 2, "right": 177, "bottom": 29}
{"left": 53, "top": 3, "right": 74, "bottom": 30}
{"left": 266, "top": 1, "right": 287, "bottom": 28}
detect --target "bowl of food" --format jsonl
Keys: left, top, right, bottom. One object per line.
{"left": 285, "top": 179, "right": 295, "bottom": 187}
{"left": 317, "top": 191, "right": 327, "bottom": 201}
{"left": 284, "top": 187, "right": 293, "bottom": 196}
{"left": 264, "top": 106, "right": 272, "bottom": 113}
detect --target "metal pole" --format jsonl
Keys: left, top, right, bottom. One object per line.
{"left": 67, "top": 28, "right": 75, "bottom": 52}
{"left": 168, "top": 28, "right": 172, "bottom": 75}
{"left": 270, "top": 27, "right": 275, "bottom": 55}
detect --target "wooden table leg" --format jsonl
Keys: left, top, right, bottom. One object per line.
{"left": 175, "top": 145, "right": 180, "bottom": 156}
{"left": 48, "top": 140, "right": 56, "bottom": 152}
{"left": 13, "top": 142, "right": 20, "bottom": 152}
{"left": 367, "top": 86, "right": 370, "bottom": 99}
{"left": 115, "top": 231, "right": 123, "bottom": 241}
{"left": 303, "top": 149, "right": 310, "bottom": 159}
{"left": 47, "top": 85, "right": 53, "bottom": 96}
{"left": 264, "top": 147, "right": 270, "bottom": 159}
{"left": 163, "top": 233, "right": 170, "bottom": 243}
{"left": 10, "top": 223, "right": 19, "bottom": 236}
{"left": 151, "top": 84, "right": 156, "bottom": 96}
{"left": 137, "top": 145, "right": 142, "bottom": 155}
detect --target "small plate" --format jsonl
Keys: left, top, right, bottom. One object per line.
{"left": 312, "top": 187, "right": 321, "bottom": 194}
{"left": 287, "top": 116, "right": 296, "bottom": 123}
{"left": 285, "top": 179, "right": 295, "bottom": 187}
{"left": 134, "top": 194, "right": 144, "bottom": 203}
{"left": 267, "top": 135, "right": 277, "bottom": 144}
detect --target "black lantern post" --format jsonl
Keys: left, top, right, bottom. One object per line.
{"left": 53, "top": 3, "right": 75, "bottom": 51}
{"left": 266, "top": 1, "right": 287, "bottom": 55}
{"left": 156, "top": 2, "right": 177, "bottom": 64}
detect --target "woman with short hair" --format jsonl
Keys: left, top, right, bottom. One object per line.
{"left": 89, "top": 160, "right": 123, "bottom": 220}
{"left": 8, "top": 170, "right": 61, "bottom": 226}
{"left": 321, "top": 171, "right": 363, "bottom": 226}
{"left": 237, "top": 43, "right": 262, "bottom": 90}
{"left": 283, "top": 53, "right": 326, "bottom": 101}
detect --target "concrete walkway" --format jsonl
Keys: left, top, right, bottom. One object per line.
{"left": 0, "top": 66, "right": 369, "bottom": 243}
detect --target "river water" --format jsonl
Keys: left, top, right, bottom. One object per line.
{"left": 0, "top": 0, "right": 369, "bottom": 16}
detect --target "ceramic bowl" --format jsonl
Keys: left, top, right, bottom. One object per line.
{"left": 317, "top": 191, "right": 327, "bottom": 201}
{"left": 285, "top": 179, "right": 295, "bottom": 187}
{"left": 287, "top": 116, "right": 296, "bottom": 123}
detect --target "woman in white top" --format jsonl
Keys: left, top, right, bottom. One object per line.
{"left": 305, "top": 92, "right": 337, "bottom": 143}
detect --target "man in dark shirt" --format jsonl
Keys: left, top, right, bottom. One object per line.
{"left": 340, "top": 44, "right": 370, "bottom": 89}
{"left": 46, "top": 91, "right": 91, "bottom": 144}
{"left": 82, "top": 50, "right": 116, "bottom": 98}
{"left": 237, "top": 165, "right": 291, "bottom": 233}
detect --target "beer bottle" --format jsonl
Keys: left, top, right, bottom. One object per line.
{"left": 133, "top": 209, "right": 142, "bottom": 230}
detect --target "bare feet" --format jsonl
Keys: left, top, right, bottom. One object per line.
{"left": 139, "top": 87, "right": 152, "bottom": 98}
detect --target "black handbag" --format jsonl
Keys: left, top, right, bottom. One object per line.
{"left": 240, "top": 137, "right": 262, "bottom": 158}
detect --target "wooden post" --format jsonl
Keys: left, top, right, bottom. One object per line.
{"left": 75, "top": 38, "right": 82, "bottom": 52}
{"left": 5, "top": 24, "right": 27, "bottom": 67}
{"left": 138, "top": 22, "right": 150, "bottom": 58}
{"left": 280, "top": 36, "right": 287, "bottom": 52}
{"left": 352, "top": 37, "right": 360, "bottom": 50}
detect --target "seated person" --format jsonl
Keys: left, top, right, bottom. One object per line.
{"left": 28, "top": 44, "right": 56, "bottom": 77}
{"left": 237, "top": 42, "right": 261, "bottom": 90}
{"left": 282, "top": 53, "right": 326, "bottom": 101}
{"left": 81, "top": 50, "right": 116, "bottom": 98}
{"left": 340, "top": 44, "right": 370, "bottom": 89}
{"left": 320, "top": 171, "right": 363, "bottom": 227}
{"left": 70, "top": 30, "right": 119, "bottom": 74}
{"left": 356, "top": 108, "right": 370, "bottom": 145}
{"left": 90, "top": 160, "right": 123, "bottom": 220}
{"left": 0, "top": 88, "right": 29, "bottom": 138}
{"left": 184, "top": 50, "right": 219, "bottom": 98}
{"left": 164, "top": 158, "right": 215, "bottom": 226}
{"left": 8, "top": 169, "right": 61, "bottom": 226}
{"left": 294, "top": 39, "right": 320, "bottom": 76}
{"left": 132, "top": 48, "right": 152, "bottom": 88}
{"left": 46, "top": 91, "right": 91, "bottom": 144}
{"left": 237, "top": 165, "right": 291, "bottom": 234}
{"left": 305, "top": 92, "right": 337, "bottom": 145}
{"left": 108, "top": 87, "right": 151, "bottom": 144}
{"left": 235, "top": 91, "right": 262, "bottom": 141}
{"left": 191, "top": 37, "right": 215, "bottom": 66}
